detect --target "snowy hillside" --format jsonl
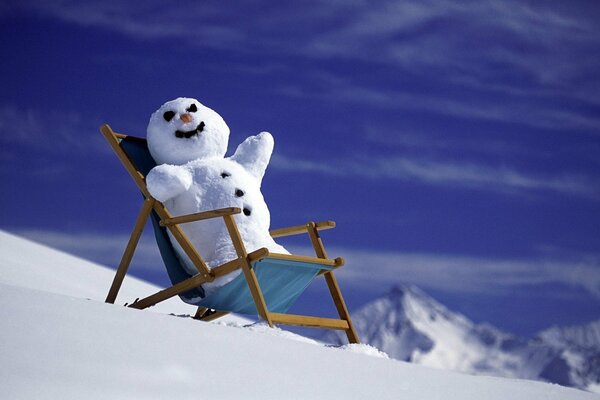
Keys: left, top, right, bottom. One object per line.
{"left": 324, "top": 285, "right": 600, "bottom": 393}
{"left": 0, "top": 230, "right": 247, "bottom": 323}
{"left": 0, "top": 230, "right": 597, "bottom": 399}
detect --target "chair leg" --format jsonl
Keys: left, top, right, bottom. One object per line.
{"left": 240, "top": 258, "right": 273, "bottom": 326}
{"left": 307, "top": 222, "right": 360, "bottom": 343}
{"left": 324, "top": 271, "right": 360, "bottom": 344}
{"left": 222, "top": 214, "right": 273, "bottom": 326}
{"left": 197, "top": 309, "right": 230, "bottom": 322}
{"left": 106, "top": 198, "right": 154, "bottom": 304}
{"left": 194, "top": 307, "right": 209, "bottom": 319}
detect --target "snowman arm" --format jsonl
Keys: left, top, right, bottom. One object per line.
{"left": 146, "top": 164, "right": 193, "bottom": 202}
{"left": 231, "top": 131, "right": 274, "bottom": 183}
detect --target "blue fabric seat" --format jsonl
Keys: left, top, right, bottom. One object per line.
{"left": 120, "top": 138, "right": 332, "bottom": 315}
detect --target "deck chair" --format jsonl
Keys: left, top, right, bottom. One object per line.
{"left": 100, "top": 124, "right": 359, "bottom": 343}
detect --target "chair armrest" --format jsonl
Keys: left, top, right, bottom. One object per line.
{"left": 159, "top": 207, "right": 241, "bottom": 227}
{"left": 270, "top": 220, "right": 336, "bottom": 238}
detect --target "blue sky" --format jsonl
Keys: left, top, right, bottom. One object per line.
{"left": 1, "top": 0, "right": 599, "bottom": 337}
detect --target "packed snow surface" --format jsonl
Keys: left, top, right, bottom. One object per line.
{"left": 1, "top": 230, "right": 597, "bottom": 399}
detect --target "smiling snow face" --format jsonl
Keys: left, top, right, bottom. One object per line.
{"left": 147, "top": 97, "right": 230, "bottom": 165}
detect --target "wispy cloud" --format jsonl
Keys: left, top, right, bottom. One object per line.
{"left": 12, "top": 1, "right": 600, "bottom": 133}
{"left": 272, "top": 152, "right": 600, "bottom": 200}
{"left": 0, "top": 104, "right": 105, "bottom": 158}
{"left": 302, "top": 0, "right": 600, "bottom": 87}
{"left": 277, "top": 73, "right": 600, "bottom": 133}
{"left": 17, "top": 2, "right": 247, "bottom": 48}
{"left": 319, "top": 245, "right": 600, "bottom": 300}
{"left": 13, "top": 228, "right": 600, "bottom": 301}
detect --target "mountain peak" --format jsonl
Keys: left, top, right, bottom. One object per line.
{"left": 387, "top": 284, "right": 424, "bottom": 298}
{"left": 325, "top": 283, "right": 599, "bottom": 391}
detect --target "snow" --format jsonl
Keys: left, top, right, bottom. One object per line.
{"left": 539, "top": 320, "right": 600, "bottom": 350}
{"left": 323, "top": 285, "right": 600, "bottom": 392}
{"left": 1, "top": 230, "right": 597, "bottom": 399}
{"left": 147, "top": 97, "right": 230, "bottom": 165}
{"left": 146, "top": 98, "right": 288, "bottom": 294}
{"left": 0, "top": 229, "right": 248, "bottom": 324}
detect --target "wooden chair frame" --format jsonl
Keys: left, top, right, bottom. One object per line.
{"left": 100, "top": 124, "right": 359, "bottom": 343}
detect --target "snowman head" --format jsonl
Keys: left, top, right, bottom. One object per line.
{"left": 147, "top": 97, "right": 230, "bottom": 165}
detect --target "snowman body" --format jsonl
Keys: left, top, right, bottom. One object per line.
{"left": 145, "top": 98, "right": 288, "bottom": 295}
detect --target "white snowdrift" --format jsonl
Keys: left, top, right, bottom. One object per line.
{"left": 0, "top": 230, "right": 596, "bottom": 399}
{"left": 0, "top": 229, "right": 245, "bottom": 323}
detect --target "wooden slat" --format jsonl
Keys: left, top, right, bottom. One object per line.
{"left": 199, "top": 310, "right": 229, "bottom": 322}
{"left": 105, "top": 198, "right": 154, "bottom": 304}
{"left": 128, "top": 272, "right": 214, "bottom": 310}
{"left": 153, "top": 203, "right": 211, "bottom": 275}
{"left": 257, "top": 252, "right": 344, "bottom": 267}
{"left": 307, "top": 223, "right": 360, "bottom": 343}
{"left": 160, "top": 207, "right": 241, "bottom": 227}
{"left": 209, "top": 258, "right": 242, "bottom": 278}
{"left": 270, "top": 313, "right": 350, "bottom": 330}
{"left": 222, "top": 214, "right": 248, "bottom": 258}
{"left": 324, "top": 271, "right": 360, "bottom": 343}
{"left": 270, "top": 220, "right": 336, "bottom": 238}
{"left": 194, "top": 307, "right": 209, "bottom": 319}
{"left": 223, "top": 215, "right": 273, "bottom": 326}
{"left": 307, "top": 221, "right": 327, "bottom": 258}
{"left": 100, "top": 124, "right": 152, "bottom": 198}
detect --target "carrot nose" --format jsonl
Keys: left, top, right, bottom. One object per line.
{"left": 180, "top": 113, "right": 193, "bottom": 123}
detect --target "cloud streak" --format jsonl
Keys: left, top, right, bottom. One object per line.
{"left": 317, "top": 245, "right": 600, "bottom": 300}
{"left": 13, "top": 228, "right": 600, "bottom": 301}
{"left": 0, "top": 104, "right": 106, "bottom": 158}
{"left": 272, "top": 153, "right": 600, "bottom": 200}
{"left": 11, "top": 1, "right": 600, "bottom": 133}
{"left": 277, "top": 73, "right": 600, "bottom": 134}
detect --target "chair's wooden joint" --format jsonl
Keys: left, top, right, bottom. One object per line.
{"left": 159, "top": 207, "right": 242, "bottom": 227}
{"left": 270, "top": 220, "right": 336, "bottom": 238}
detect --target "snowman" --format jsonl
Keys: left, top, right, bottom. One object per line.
{"left": 146, "top": 98, "right": 288, "bottom": 295}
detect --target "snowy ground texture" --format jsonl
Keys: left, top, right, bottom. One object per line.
{"left": 1, "top": 230, "right": 598, "bottom": 399}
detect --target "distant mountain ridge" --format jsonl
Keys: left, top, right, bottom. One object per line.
{"left": 324, "top": 285, "right": 600, "bottom": 393}
{"left": 539, "top": 320, "right": 600, "bottom": 350}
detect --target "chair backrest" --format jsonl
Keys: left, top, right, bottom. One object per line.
{"left": 117, "top": 136, "right": 206, "bottom": 300}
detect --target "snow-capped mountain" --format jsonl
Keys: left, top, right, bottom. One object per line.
{"left": 539, "top": 320, "right": 600, "bottom": 350}
{"left": 538, "top": 320, "right": 600, "bottom": 393}
{"left": 324, "top": 285, "right": 600, "bottom": 393}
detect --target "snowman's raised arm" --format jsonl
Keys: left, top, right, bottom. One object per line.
{"left": 147, "top": 164, "right": 193, "bottom": 202}
{"left": 230, "top": 132, "right": 274, "bottom": 184}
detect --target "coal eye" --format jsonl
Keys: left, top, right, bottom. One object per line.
{"left": 221, "top": 172, "right": 231, "bottom": 178}
{"left": 163, "top": 111, "right": 176, "bottom": 122}
{"left": 186, "top": 104, "right": 198, "bottom": 112}
{"left": 235, "top": 189, "right": 244, "bottom": 197}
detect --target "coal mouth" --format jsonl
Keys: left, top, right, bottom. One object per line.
{"left": 175, "top": 121, "right": 205, "bottom": 139}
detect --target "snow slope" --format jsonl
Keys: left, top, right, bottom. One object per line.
{"left": 324, "top": 285, "right": 600, "bottom": 393}
{"left": 0, "top": 229, "right": 247, "bottom": 324}
{"left": 1, "top": 230, "right": 597, "bottom": 399}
